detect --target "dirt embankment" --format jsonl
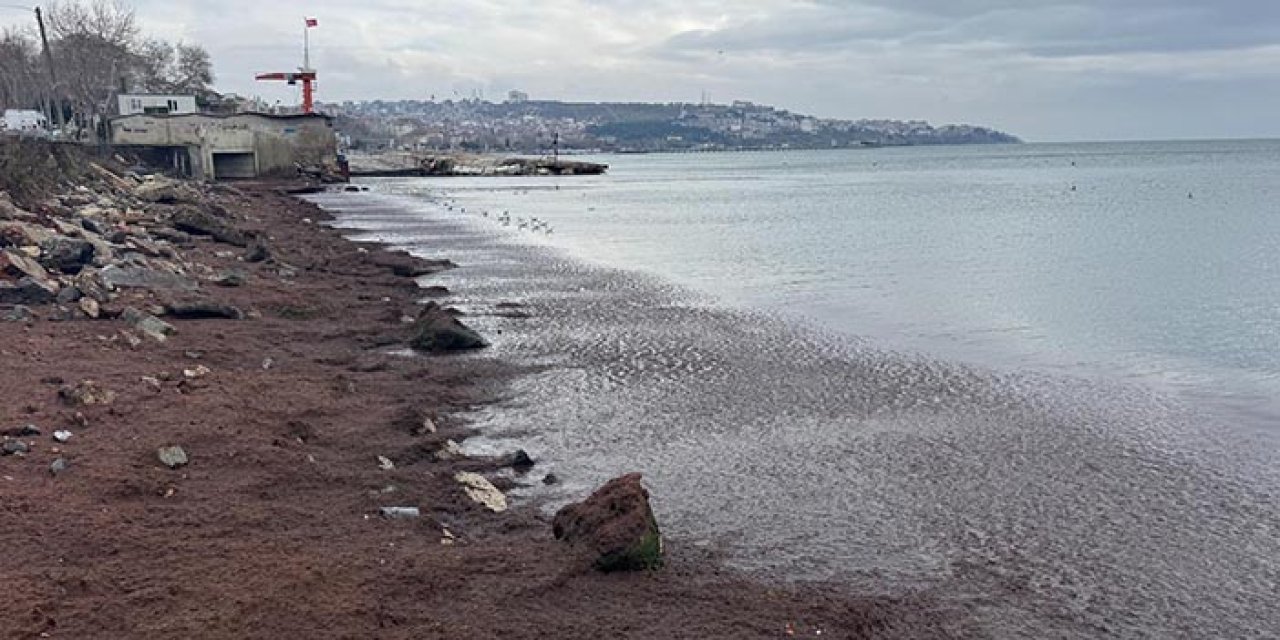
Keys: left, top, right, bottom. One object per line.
{"left": 0, "top": 143, "right": 966, "bottom": 639}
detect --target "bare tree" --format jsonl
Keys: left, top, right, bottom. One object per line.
{"left": 133, "top": 38, "right": 214, "bottom": 98}
{"left": 0, "top": 29, "right": 44, "bottom": 112}
{"left": 46, "top": 0, "right": 139, "bottom": 139}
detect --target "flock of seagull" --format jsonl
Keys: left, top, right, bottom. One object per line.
{"left": 440, "top": 200, "right": 554, "bottom": 235}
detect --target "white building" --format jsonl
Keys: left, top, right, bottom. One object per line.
{"left": 1, "top": 109, "right": 48, "bottom": 135}
{"left": 117, "top": 94, "right": 198, "bottom": 116}
{"left": 507, "top": 90, "right": 529, "bottom": 104}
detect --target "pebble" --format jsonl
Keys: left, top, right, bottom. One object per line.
{"left": 379, "top": 506, "right": 420, "bottom": 519}
{"left": 52, "top": 430, "right": 73, "bottom": 443}
{"left": 49, "top": 458, "right": 69, "bottom": 475}
{"left": 158, "top": 445, "right": 189, "bottom": 469}
{"left": 183, "top": 365, "right": 211, "bottom": 380}
{"left": 435, "top": 440, "right": 464, "bottom": 461}
{"left": 377, "top": 455, "right": 395, "bottom": 470}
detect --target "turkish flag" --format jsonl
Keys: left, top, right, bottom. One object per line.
{"left": 305, "top": 17, "right": 318, "bottom": 28}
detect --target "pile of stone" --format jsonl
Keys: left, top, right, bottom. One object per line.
{"left": 0, "top": 166, "right": 251, "bottom": 326}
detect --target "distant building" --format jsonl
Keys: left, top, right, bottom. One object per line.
{"left": 1, "top": 109, "right": 48, "bottom": 136}
{"left": 109, "top": 112, "right": 337, "bottom": 180}
{"left": 507, "top": 90, "right": 529, "bottom": 104}
{"left": 117, "top": 94, "right": 198, "bottom": 116}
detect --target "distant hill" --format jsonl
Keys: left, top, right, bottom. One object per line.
{"left": 324, "top": 99, "right": 1021, "bottom": 153}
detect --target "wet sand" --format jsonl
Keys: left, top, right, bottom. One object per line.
{"left": 1, "top": 182, "right": 964, "bottom": 639}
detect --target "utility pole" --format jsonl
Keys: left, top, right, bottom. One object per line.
{"left": 34, "top": 6, "right": 63, "bottom": 130}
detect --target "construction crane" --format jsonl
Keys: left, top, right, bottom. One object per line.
{"left": 256, "top": 17, "right": 319, "bottom": 114}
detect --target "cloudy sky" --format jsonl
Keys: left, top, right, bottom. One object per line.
{"left": 6, "top": 0, "right": 1280, "bottom": 141}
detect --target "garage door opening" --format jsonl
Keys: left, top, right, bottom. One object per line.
{"left": 212, "top": 152, "right": 256, "bottom": 180}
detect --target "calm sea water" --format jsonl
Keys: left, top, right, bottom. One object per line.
{"left": 315, "top": 140, "right": 1280, "bottom": 638}
{"left": 439, "top": 141, "right": 1280, "bottom": 431}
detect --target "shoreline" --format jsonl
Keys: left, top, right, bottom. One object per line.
{"left": 320, "top": 180, "right": 1280, "bottom": 639}
{"left": 1, "top": 157, "right": 962, "bottom": 638}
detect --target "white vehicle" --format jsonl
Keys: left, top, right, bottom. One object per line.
{"left": 0, "top": 109, "right": 49, "bottom": 137}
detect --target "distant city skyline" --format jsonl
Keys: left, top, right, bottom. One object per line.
{"left": 3, "top": 0, "right": 1278, "bottom": 142}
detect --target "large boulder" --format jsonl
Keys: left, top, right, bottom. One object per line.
{"left": 552, "top": 473, "right": 664, "bottom": 572}
{"left": 169, "top": 206, "right": 251, "bottom": 247}
{"left": 134, "top": 178, "right": 200, "bottom": 205}
{"left": 0, "top": 277, "right": 57, "bottom": 305}
{"left": 369, "top": 250, "right": 456, "bottom": 277}
{"left": 409, "top": 302, "right": 487, "bottom": 352}
{"left": 100, "top": 264, "right": 198, "bottom": 292}
{"left": 39, "top": 237, "right": 95, "bottom": 274}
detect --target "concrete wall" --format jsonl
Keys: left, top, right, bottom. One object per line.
{"left": 110, "top": 113, "right": 336, "bottom": 179}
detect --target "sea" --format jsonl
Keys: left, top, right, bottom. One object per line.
{"left": 311, "top": 140, "right": 1280, "bottom": 638}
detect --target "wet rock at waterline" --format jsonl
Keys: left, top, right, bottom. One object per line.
{"left": 409, "top": 302, "right": 487, "bottom": 353}
{"left": 552, "top": 473, "right": 664, "bottom": 572}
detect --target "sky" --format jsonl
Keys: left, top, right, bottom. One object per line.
{"left": 4, "top": 0, "right": 1280, "bottom": 141}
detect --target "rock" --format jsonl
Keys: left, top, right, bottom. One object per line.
{"left": 39, "top": 237, "right": 95, "bottom": 274}
{"left": 100, "top": 264, "right": 198, "bottom": 292}
{"left": 368, "top": 251, "right": 456, "bottom": 277}
{"left": 149, "top": 227, "right": 192, "bottom": 245}
{"left": 542, "top": 473, "right": 560, "bottom": 486}
{"left": 552, "top": 473, "right": 664, "bottom": 572}
{"left": 1, "top": 424, "right": 40, "bottom": 437}
{"left": 141, "top": 376, "right": 162, "bottom": 392}
{"left": 163, "top": 300, "right": 245, "bottom": 320}
{"left": 121, "top": 307, "right": 175, "bottom": 342}
{"left": 45, "top": 304, "right": 76, "bottom": 322}
{"left": 409, "top": 302, "right": 488, "bottom": 353}
{"left": 2, "top": 440, "right": 30, "bottom": 456}
{"left": 49, "top": 458, "right": 69, "bottom": 476}
{"left": 134, "top": 178, "right": 200, "bottom": 205}
{"left": 72, "top": 269, "right": 110, "bottom": 302}
{"left": 0, "top": 221, "right": 55, "bottom": 247}
{"left": 243, "top": 242, "right": 270, "bottom": 263}
{"left": 214, "top": 270, "right": 248, "bottom": 287}
{"left": 158, "top": 445, "right": 188, "bottom": 469}
{"left": 454, "top": 472, "right": 508, "bottom": 513}
{"left": 0, "top": 277, "right": 58, "bottom": 305}
{"left": 0, "top": 247, "right": 49, "bottom": 277}
{"left": 169, "top": 206, "right": 250, "bottom": 246}
{"left": 78, "top": 297, "right": 100, "bottom": 319}
{"left": 377, "top": 455, "right": 395, "bottom": 471}
{"left": 2, "top": 304, "right": 33, "bottom": 322}
{"left": 0, "top": 192, "right": 36, "bottom": 221}
{"left": 56, "top": 285, "right": 83, "bottom": 304}
{"left": 58, "top": 380, "right": 115, "bottom": 406}
{"left": 379, "top": 506, "right": 420, "bottom": 519}
{"left": 52, "top": 430, "right": 73, "bottom": 443}
{"left": 506, "top": 449, "right": 536, "bottom": 472}
{"left": 435, "top": 439, "right": 464, "bottom": 461}
{"left": 182, "top": 365, "right": 211, "bottom": 380}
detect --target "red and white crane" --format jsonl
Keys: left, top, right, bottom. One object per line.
{"left": 255, "top": 17, "right": 319, "bottom": 114}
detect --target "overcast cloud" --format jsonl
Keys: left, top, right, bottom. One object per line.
{"left": 4, "top": 0, "right": 1278, "bottom": 140}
